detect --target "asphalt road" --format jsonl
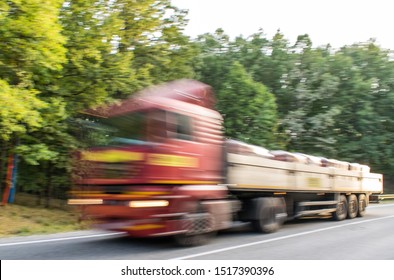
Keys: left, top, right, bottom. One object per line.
{"left": 1, "top": 203, "right": 394, "bottom": 260}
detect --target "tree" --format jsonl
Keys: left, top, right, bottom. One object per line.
{"left": 193, "top": 29, "right": 234, "bottom": 92}
{"left": 0, "top": 81, "right": 46, "bottom": 142}
{"left": 281, "top": 39, "right": 341, "bottom": 156}
{"left": 0, "top": 0, "right": 66, "bottom": 87}
{"left": 0, "top": 0, "right": 66, "bottom": 198}
{"left": 328, "top": 42, "right": 394, "bottom": 175}
{"left": 217, "top": 62, "right": 279, "bottom": 148}
{"left": 15, "top": 96, "right": 76, "bottom": 200}
{"left": 125, "top": 0, "right": 197, "bottom": 86}
{"left": 57, "top": 0, "right": 135, "bottom": 110}
{"left": 57, "top": 0, "right": 196, "bottom": 109}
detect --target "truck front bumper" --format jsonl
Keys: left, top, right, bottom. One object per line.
{"left": 94, "top": 218, "right": 187, "bottom": 237}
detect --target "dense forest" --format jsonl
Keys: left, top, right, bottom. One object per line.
{"left": 1, "top": 0, "right": 394, "bottom": 205}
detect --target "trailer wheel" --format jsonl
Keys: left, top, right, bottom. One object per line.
{"left": 333, "top": 195, "right": 347, "bottom": 221}
{"left": 252, "top": 197, "right": 286, "bottom": 233}
{"left": 174, "top": 203, "right": 215, "bottom": 247}
{"left": 347, "top": 194, "right": 358, "bottom": 219}
{"left": 357, "top": 194, "right": 367, "bottom": 217}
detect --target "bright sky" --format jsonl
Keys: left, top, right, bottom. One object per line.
{"left": 171, "top": 0, "right": 394, "bottom": 50}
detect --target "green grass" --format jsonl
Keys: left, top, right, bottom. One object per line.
{"left": 0, "top": 203, "right": 91, "bottom": 238}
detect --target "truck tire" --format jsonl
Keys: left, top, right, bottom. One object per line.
{"left": 347, "top": 194, "right": 358, "bottom": 219}
{"left": 357, "top": 194, "right": 367, "bottom": 217}
{"left": 174, "top": 203, "right": 215, "bottom": 247}
{"left": 252, "top": 197, "right": 286, "bottom": 234}
{"left": 333, "top": 195, "right": 347, "bottom": 221}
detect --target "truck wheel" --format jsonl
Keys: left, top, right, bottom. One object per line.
{"left": 252, "top": 206, "right": 278, "bottom": 233}
{"left": 174, "top": 204, "right": 215, "bottom": 247}
{"left": 252, "top": 197, "right": 285, "bottom": 233}
{"left": 333, "top": 195, "right": 347, "bottom": 221}
{"left": 347, "top": 194, "right": 358, "bottom": 219}
{"left": 357, "top": 194, "right": 367, "bottom": 217}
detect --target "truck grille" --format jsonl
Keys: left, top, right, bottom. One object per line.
{"left": 87, "top": 162, "right": 141, "bottom": 179}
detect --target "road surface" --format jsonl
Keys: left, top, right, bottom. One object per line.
{"left": 1, "top": 203, "right": 394, "bottom": 260}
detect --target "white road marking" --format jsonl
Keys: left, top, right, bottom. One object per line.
{"left": 368, "top": 203, "right": 394, "bottom": 208}
{"left": 0, "top": 232, "right": 125, "bottom": 247}
{"left": 171, "top": 213, "right": 394, "bottom": 260}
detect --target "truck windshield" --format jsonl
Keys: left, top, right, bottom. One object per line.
{"left": 77, "top": 110, "right": 168, "bottom": 147}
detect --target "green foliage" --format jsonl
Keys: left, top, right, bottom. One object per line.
{"left": 1, "top": 0, "right": 197, "bottom": 200}
{"left": 122, "top": 0, "right": 197, "bottom": 87}
{"left": 280, "top": 42, "right": 342, "bottom": 155}
{"left": 216, "top": 62, "right": 279, "bottom": 148}
{"left": 0, "top": 0, "right": 66, "bottom": 145}
{"left": 2, "top": 1, "right": 394, "bottom": 200}
{"left": 0, "top": 79, "right": 46, "bottom": 141}
{"left": 15, "top": 144, "right": 58, "bottom": 165}
{"left": 0, "top": 0, "right": 67, "bottom": 87}
{"left": 194, "top": 28, "right": 394, "bottom": 183}
{"left": 328, "top": 42, "right": 394, "bottom": 174}
{"left": 57, "top": 0, "right": 134, "bottom": 109}
{"left": 56, "top": 0, "right": 195, "bottom": 110}
{"left": 193, "top": 29, "right": 233, "bottom": 92}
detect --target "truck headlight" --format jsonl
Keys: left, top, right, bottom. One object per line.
{"left": 67, "top": 199, "right": 103, "bottom": 205}
{"left": 128, "top": 200, "right": 169, "bottom": 208}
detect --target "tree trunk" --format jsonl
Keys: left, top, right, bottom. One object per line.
{"left": 44, "top": 162, "right": 53, "bottom": 208}
{"left": 0, "top": 141, "right": 8, "bottom": 200}
{"left": 1, "top": 151, "right": 14, "bottom": 205}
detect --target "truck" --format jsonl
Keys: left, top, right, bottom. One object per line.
{"left": 68, "top": 79, "right": 383, "bottom": 246}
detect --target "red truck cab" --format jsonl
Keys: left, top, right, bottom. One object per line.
{"left": 69, "top": 80, "right": 229, "bottom": 244}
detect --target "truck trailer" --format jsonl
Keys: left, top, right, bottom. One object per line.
{"left": 68, "top": 79, "right": 383, "bottom": 246}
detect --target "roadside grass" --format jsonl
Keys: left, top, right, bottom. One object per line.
{"left": 0, "top": 203, "right": 91, "bottom": 238}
